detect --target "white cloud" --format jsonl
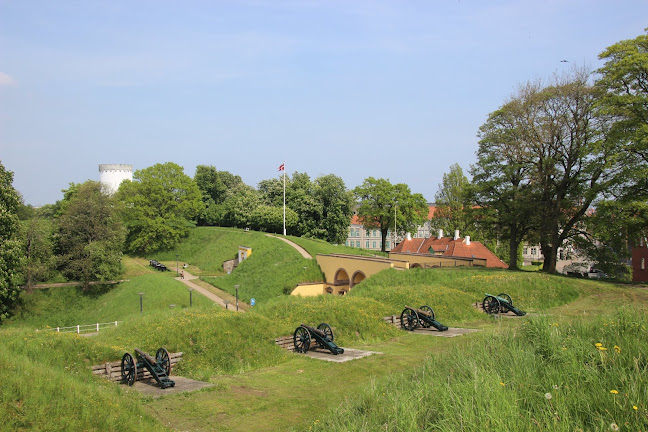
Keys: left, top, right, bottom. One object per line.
{"left": 0, "top": 72, "right": 16, "bottom": 86}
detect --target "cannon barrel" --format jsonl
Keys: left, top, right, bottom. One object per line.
{"left": 404, "top": 305, "right": 431, "bottom": 317}
{"left": 300, "top": 323, "right": 327, "bottom": 338}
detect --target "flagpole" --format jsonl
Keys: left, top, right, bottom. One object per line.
{"left": 282, "top": 161, "right": 286, "bottom": 235}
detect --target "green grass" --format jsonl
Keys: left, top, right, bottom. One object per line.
{"left": 6, "top": 273, "right": 213, "bottom": 329}
{"left": 311, "top": 308, "right": 648, "bottom": 431}
{"left": 284, "top": 234, "right": 387, "bottom": 258}
{"left": 3, "top": 226, "right": 648, "bottom": 431}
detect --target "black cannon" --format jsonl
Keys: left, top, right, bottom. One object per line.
{"left": 482, "top": 293, "right": 526, "bottom": 316}
{"left": 121, "top": 347, "right": 175, "bottom": 389}
{"left": 293, "top": 323, "right": 344, "bottom": 355}
{"left": 400, "top": 305, "right": 449, "bottom": 332}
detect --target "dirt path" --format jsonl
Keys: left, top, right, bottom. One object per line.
{"left": 265, "top": 234, "right": 312, "bottom": 258}
{"left": 175, "top": 271, "right": 245, "bottom": 312}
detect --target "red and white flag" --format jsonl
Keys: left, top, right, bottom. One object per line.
{"left": 278, "top": 163, "right": 285, "bottom": 171}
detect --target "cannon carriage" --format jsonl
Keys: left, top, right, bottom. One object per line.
{"left": 121, "top": 347, "right": 175, "bottom": 389}
{"left": 400, "top": 305, "right": 449, "bottom": 332}
{"left": 482, "top": 293, "right": 526, "bottom": 316}
{"left": 293, "top": 323, "right": 344, "bottom": 355}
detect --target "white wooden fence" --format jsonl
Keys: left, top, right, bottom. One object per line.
{"left": 43, "top": 321, "right": 123, "bottom": 334}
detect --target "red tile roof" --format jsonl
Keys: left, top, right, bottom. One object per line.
{"left": 391, "top": 236, "right": 508, "bottom": 269}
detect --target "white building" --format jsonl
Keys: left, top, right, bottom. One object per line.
{"left": 99, "top": 164, "right": 133, "bottom": 195}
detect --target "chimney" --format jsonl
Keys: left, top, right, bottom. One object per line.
{"left": 465, "top": 236, "right": 471, "bottom": 245}
{"left": 438, "top": 229, "right": 443, "bottom": 239}
{"left": 406, "top": 232, "right": 412, "bottom": 241}
{"left": 454, "top": 230, "right": 460, "bottom": 240}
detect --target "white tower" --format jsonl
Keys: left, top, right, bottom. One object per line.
{"left": 99, "top": 164, "right": 133, "bottom": 195}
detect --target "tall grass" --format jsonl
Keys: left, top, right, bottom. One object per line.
{"left": 311, "top": 308, "right": 648, "bottom": 431}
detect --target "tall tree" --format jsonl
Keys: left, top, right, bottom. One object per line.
{"left": 194, "top": 166, "right": 245, "bottom": 226}
{"left": 313, "top": 174, "right": 354, "bottom": 244}
{"left": 117, "top": 162, "right": 204, "bottom": 253}
{"left": 354, "top": 177, "right": 428, "bottom": 252}
{"left": 473, "top": 71, "right": 620, "bottom": 273}
{"left": 596, "top": 29, "right": 648, "bottom": 199}
{"left": 472, "top": 83, "right": 542, "bottom": 269}
{"left": 433, "top": 163, "right": 474, "bottom": 237}
{"left": 0, "top": 162, "right": 24, "bottom": 323}
{"left": 56, "top": 181, "right": 125, "bottom": 289}
{"left": 20, "top": 217, "right": 55, "bottom": 291}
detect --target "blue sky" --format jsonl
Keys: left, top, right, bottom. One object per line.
{"left": 1, "top": 0, "right": 647, "bottom": 206}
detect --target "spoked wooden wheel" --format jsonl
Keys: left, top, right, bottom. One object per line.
{"left": 419, "top": 305, "right": 435, "bottom": 327}
{"left": 482, "top": 296, "right": 501, "bottom": 315}
{"left": 497, "top": 293, "right": 512, "bottom": 313}
{"left": 156, "top": 347, "right": 171, "bottom": 377}
{"left": 293, "top": 326, "right": 311, "bottom": 353}
{"left": 121, "top": 352, "right": 136, "bottom": 386}
{"left": 317, "top": 323, "right": 334, "bottom": 343}
{"left": 400, "top": 308, "right": 419, "bottom": 331}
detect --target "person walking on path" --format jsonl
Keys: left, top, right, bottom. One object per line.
{"left": 180, "top": 271, "right": 184, "bottom": 280}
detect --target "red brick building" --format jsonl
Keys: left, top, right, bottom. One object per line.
{"left": 632, "top": 244, "right": 648, "bottom": 282}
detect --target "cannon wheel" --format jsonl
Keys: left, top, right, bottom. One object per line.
{"left": 317, "top": 323, "right": 334, "bottom": 341}
{"left": 121, "top": 352, "right": 136, "bottom": 386}
{"left": 293, "top": 326, "right": 311, "bottom": 353}
{"left": 419, "top": 305, "right": 435, "bottom": 328}
{"left": 400, "top": 308, "right": 419, "bottom": 331}
{"left": 497, "top": 293, "right": 512, "bottom": 313}
{"left": 482, "top": 296, "right": 501, "bottom": 315}
{"left": 156, "top": 347, "right": 171, "bottom": 377}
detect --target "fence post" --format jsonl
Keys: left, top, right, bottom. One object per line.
{"left": 57, "top": 327, "right": 60, "bottom": 332}
{"left": 96, "top": 323, "right": 99, "bottom": 332}
{"left": 115, "top": 321, "right": 118, "bottom": 327}
{"left": 77, "top": 325, "right": 80, "bottom": 334}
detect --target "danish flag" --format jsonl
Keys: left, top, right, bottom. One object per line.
{"left": 278, "top": 163, "right": 285, "bottom": 171}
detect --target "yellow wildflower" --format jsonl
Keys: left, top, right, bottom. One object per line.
{"left": 595, "top": 343, "right": 603, "bottom": 347}
{"left": 614, "top": 346, "right": 621, "bottom": 353}
{"left": 610, "top": 390, "right": 619, "bottom": 395}
{"left": 598, "top": 346, "right": 608, "bottom": 351}
{"left": 633, "top": 406, "right": 638, "bottom": 410}
{"left": 500, "top": 382, "right": 505, "bottom": 386}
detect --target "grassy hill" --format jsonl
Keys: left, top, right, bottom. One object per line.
{"left": 2, "top": 226, "right": 647, "bottom": 431}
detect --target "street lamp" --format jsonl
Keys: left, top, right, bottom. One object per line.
{"left": 188, "top": 287, "right": 193, "bottom": 307}
{"left": 138, "top": 292, "right": 144, "bottom": 313}
{"left": 235, "top": 285, "right": 239, "bottom": 311}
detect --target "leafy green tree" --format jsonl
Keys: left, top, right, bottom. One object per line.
{"left": 249, "top": 205, "right": 298, "bottom": 233}
{"left": 473, "top": 72, "right": 620, "bottom": 273}
{"left": 56, "top": 181, "right": 125, "bottom": 289}
{"left": 218, "top": 184, "right": 262, "bottom": 228}
{"left": 596, "top": 29, "right": 648, "bottom": 199}
{"left": 472, "top": 84, "right": 542, "bottom": 269}
{"left": 433, "top": 163, "right": 475, "bottom": 237}
{"left": 258, "top": 172, "right": 353, "bottom": 242}
{"left": 0, "top": 162, "right": 24, "bottom": 323}
{"left": 354, "top": 177, "right": 428, "bottom": 252}
{"left": 313, "top": 174, "right": 354, "bottom": 244}
{"left": 20, "top": 217, "right": 55, "bottom": 291}
{"left": 117, "top": 162, "right": 204, "bottom": 253}
{"left": 194, "top": 166, "right": 245, "bottom": 226}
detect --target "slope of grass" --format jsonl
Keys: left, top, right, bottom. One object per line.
{"left": 350, "top": 266, "right": 583, "bottom": 314}
{"left": 284, "top": 234, "right": 387, "bottom": 258}
{"left": 311, "top": 308, "right": 648, "bottom": 431}
{"left": 6, "top": 273, "right": 213, "bottom": 329}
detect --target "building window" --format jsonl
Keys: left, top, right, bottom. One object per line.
{"left": 386, "top": 241, "right": 390, "bottom": 249}
{"left": 356, "top": 241, "right": 360, "bottom": 248}
{"left": 365, "top": 241, "right": 369, "bottom": 248}
{"left": 531, "top": 247, "right": 536, "bottom": 255}
{"left": 345, "top": 241, "right": 348, "bottom": 246}
{"left": 373, "top": 241, "right": 376, "bottom": 248}
{"left": 366, "top": 230, "right": 371, "bottom": 237}
{"left": 523, "top": 247, "right": 528, "bottom": 255}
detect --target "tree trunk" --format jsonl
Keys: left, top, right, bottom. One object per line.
{"left": 508, "top": 235, "right": 520, "bottom": 270}
{"left": 541, "top": 243, "right": 558, "bottom": 273}
{"left": 381, "top": 228, "right": 388, "bottom": 252}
